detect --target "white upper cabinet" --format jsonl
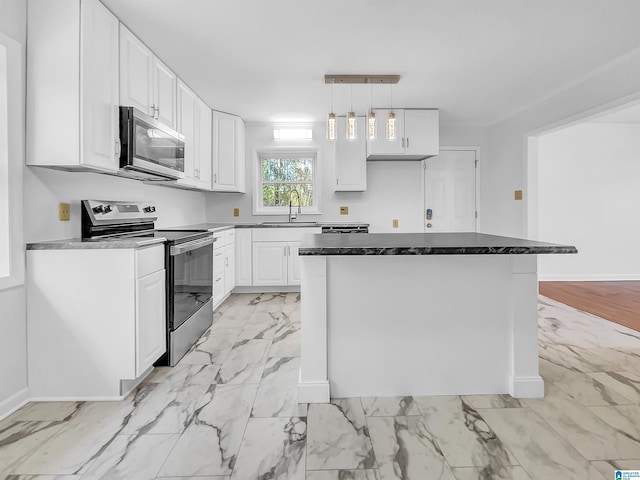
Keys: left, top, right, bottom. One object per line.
{"left": 120, "top": 25, "right": 177, "bottom": 128}
{"left": 212, "top": 111, "right": 245, "bottom": 192}
{"left": 195, "top": 98, "right": 213, "bottom": 190}
{"left": 119, "top": 26, "right": 153, "bottom": 116}
{"left": 27, "top": 0, "right": 120, "bottom": 172}
{"left": 176, "top": 86, "right": 213, "bottom": 190}
{"left": 366, "top": 109, "right": 439, "bottom": 160}
{"left": 176, "top": 79, "right": 197, "bottom": 187}
{"left": 334, "top": 116, "right": 367, "bottom": 191}
{"left": 404, "top": 109, "right": 439, "bottom": 156}
{"left": 153, "top": 60, "right": 177, "bottom": 128}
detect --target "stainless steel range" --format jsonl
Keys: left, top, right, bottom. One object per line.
{"left": 82, "top": 200, "right": 213, "bottom": 366}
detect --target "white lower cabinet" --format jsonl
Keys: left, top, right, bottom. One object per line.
{"left": 225, "top": 243, "right": 236, "bottom": 294}
{"left": 235, "top": 228, "right": 252, "bottom": 286}
{"left": 212, "top": 228, "right": 236, "bottom": 309}
{"left": 251, "top": 227, "right": 321, "bottom": 287}
{"left": 253, "top": 241, "right": 289, "bottom": 286}
{"left": 27, "top": 245, "right": 166, "bottom": 399}
{"left": 136, "top": 269, "right": 166, "bottom": 376}
{"left": 287, "top": 242, "right": 303, "bottom": 285}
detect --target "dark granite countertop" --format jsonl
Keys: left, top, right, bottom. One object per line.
{"left": 27, "top": 237, "right": 166, "bottom": 250}
{"left": 298, "top": 232, "right": 578, "bottom": 256}
{"left": 163, "top": 222, "right": 369, "bottom": 231}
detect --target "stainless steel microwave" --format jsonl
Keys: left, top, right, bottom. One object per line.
{"left": 119, "top": 106, "right": 185, "bottom": 180}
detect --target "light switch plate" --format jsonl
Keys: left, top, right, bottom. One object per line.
{"left": 392, "top": 219, "right": 399, "bottom": 228}
{"left": 233, "top": 207, "right": 240, "bottom": 217}
{"left": 59, "top": 202, "right": 70, "bottom": 221}
{"left": 514, "top": 190, "right": 523, "bottom": 201}
{"left": 340, "top": 206, "right": 349, "bottom": 215}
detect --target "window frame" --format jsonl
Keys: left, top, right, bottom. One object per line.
{"left": 253, "top": 147, "right": 321, "bottom": 215}
{"left": 0, "top": 31, "right": 24, "bottom": 290}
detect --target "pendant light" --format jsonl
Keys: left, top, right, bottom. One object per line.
{"left": 367, "top": 83, "right": 376, "bottom": 141}
{"left": 346, "top": 84, "right": 357, "bottom": 141}
{"left": 386, "top": 84, "right": 396, "bottom": 141}
{"left": 326, "top": 80, "right": 336, "bottom": 142}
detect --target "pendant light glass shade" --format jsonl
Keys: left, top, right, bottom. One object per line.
{"left": 346, "top": 111, "right": 357, "bottom": 141}
{"left": 386, "top": 109, "right": 396, "bottom": 141}
{"left": 367, "top": 84, "right": 376, "bottom": 140}
{"left": 326, "top": 112, "right": 337, "bottom": 141}
{"left": 386, "top": 84, "right": 396, "bottom": 141}
{"left": 346, "top": 84, "right": 357, "bottom": 141}
{"left": 326, "top": 80, "right": 336, "bottom": 142}
{"left": 367, "top": 109, "right": 376, "bottom": 140}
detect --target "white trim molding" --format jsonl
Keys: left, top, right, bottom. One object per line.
{"left": 0, "top": 387, "right": 29, "bottom": 421}
{"left": 0, "top": 31, "right": 24, "bottom": 291}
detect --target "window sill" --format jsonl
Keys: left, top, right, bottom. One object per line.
{"left": 252, "top": 208, "right": 322, "bottom": 216}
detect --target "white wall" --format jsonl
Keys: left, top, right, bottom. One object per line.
{"left": 536, "top": 123, "right": 640, "bottom": 280}
{"left": 0, "top": 0, "right": 28, "bottom": 417}
{"left": 486, "top": 48, "right": 640, "bottom": 238}
{"left": 24, "top": 168, "right": 207, "bottom": 242}
{"left": 206, "top": 123, "right": 487, "bottom": 233}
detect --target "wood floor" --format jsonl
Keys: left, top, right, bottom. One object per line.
{"left": 539, "top": 281, "right": 640, "bottom": 332}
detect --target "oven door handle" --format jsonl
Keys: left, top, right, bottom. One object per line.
{"left": 170, "top": 236, "right": 214, "bottom": 256}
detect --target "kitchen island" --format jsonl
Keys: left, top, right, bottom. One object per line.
{"left": 297, "top": 233, "right": 577, "bottom": 403}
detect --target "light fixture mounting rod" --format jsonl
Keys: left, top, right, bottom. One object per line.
{"left": 324, "top": 74, "right": 400, "bottom": 85}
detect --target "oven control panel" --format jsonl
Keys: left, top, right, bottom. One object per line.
{"left": 82, "top": 200, "right": 158, "bottom": 224}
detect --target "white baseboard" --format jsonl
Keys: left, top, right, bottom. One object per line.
{"left": 298, "top": 381, "right": 330, "bottom": 403}
{"left": 0, "top": 387, "right": 30, "bottom": 421}
{"left": 29, "top": 395, "right": 125, "bottom": 402}
{"left": 510, "top": 375, "right": 544, "bottom": 398}
{"left": 233, "top": 285, "right": 300, "bottom": 294}
{"left": 539, "top": 273, "right": 640, "bottom": 281}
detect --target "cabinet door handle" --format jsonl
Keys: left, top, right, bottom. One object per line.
{"left": 155, "top": 106, "right": 160, "bottom": 119}
{"left": 406, "top": 137, "right": 410, "bottom": 148}
{"left": 336, "top": 178, "right": 339, "bottom": 185}
{"left": 151, "top": 104, "right": 156, "bottom": 118}
{"left": 225, "top": 256, "right": 228, "bottom": 266}
{"left": 401, "top": 137, "right": 405, "bottom": 148}
{"left": 284, "top": 247, "right": 286, "bottom": 257}
{"left": 115, "top": 138, "right": 121, "bottom": 158}
{"left": 214, "top": 173, "right": 217, "bottom": 184}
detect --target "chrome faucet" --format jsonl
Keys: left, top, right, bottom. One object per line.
{"left": 289, "top": 189, "right": 302, "bottom": 222}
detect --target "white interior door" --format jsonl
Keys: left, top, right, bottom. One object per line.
{"left": 424, "top": 150, "right": 477, "bottom": 232}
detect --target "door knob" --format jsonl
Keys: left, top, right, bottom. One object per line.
{"left": 426, "top": 223, "right": 432, "bottom": 228}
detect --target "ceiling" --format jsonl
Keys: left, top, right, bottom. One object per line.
{"left": 102, "top": 0, "right": 640, "bottom": 127}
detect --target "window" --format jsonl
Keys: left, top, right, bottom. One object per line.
{"left": 255, "top": 151, "right": 319, "bottom": 214}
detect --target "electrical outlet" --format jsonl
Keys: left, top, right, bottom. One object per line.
{"left": 340, "top": 206, "right": 349, "bottom": 215}
{"left": 392, "top": 219, "right": 399, "bottom": 228}
{"left": 233, "top": 207, "right": 240, "bottom": 217}
{"left": 59, "top": 202, "right": 70, "bottom": 221}
{"left": 514, "top": 190, "right": 523, "bottom": 201}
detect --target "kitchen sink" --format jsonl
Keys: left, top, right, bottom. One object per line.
{"left": 260, "top": 221, "right": 319, "bottom": 226}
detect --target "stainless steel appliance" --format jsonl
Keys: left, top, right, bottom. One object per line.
{"left": 81, "top": 200, "right": 213, "bottom": 366}
{"left": 119, "top": 106, "right": 186, "bottom": 181}
{"left": 321, "top": 224, "right": 369, "bottom": 234}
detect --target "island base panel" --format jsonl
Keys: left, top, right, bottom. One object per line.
{"left": 299, "top": 254, "right": 543, "bottom": 400}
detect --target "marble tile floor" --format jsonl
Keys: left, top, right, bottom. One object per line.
{"left": 1, "top": 293, "right": 640, "bottom": 479}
